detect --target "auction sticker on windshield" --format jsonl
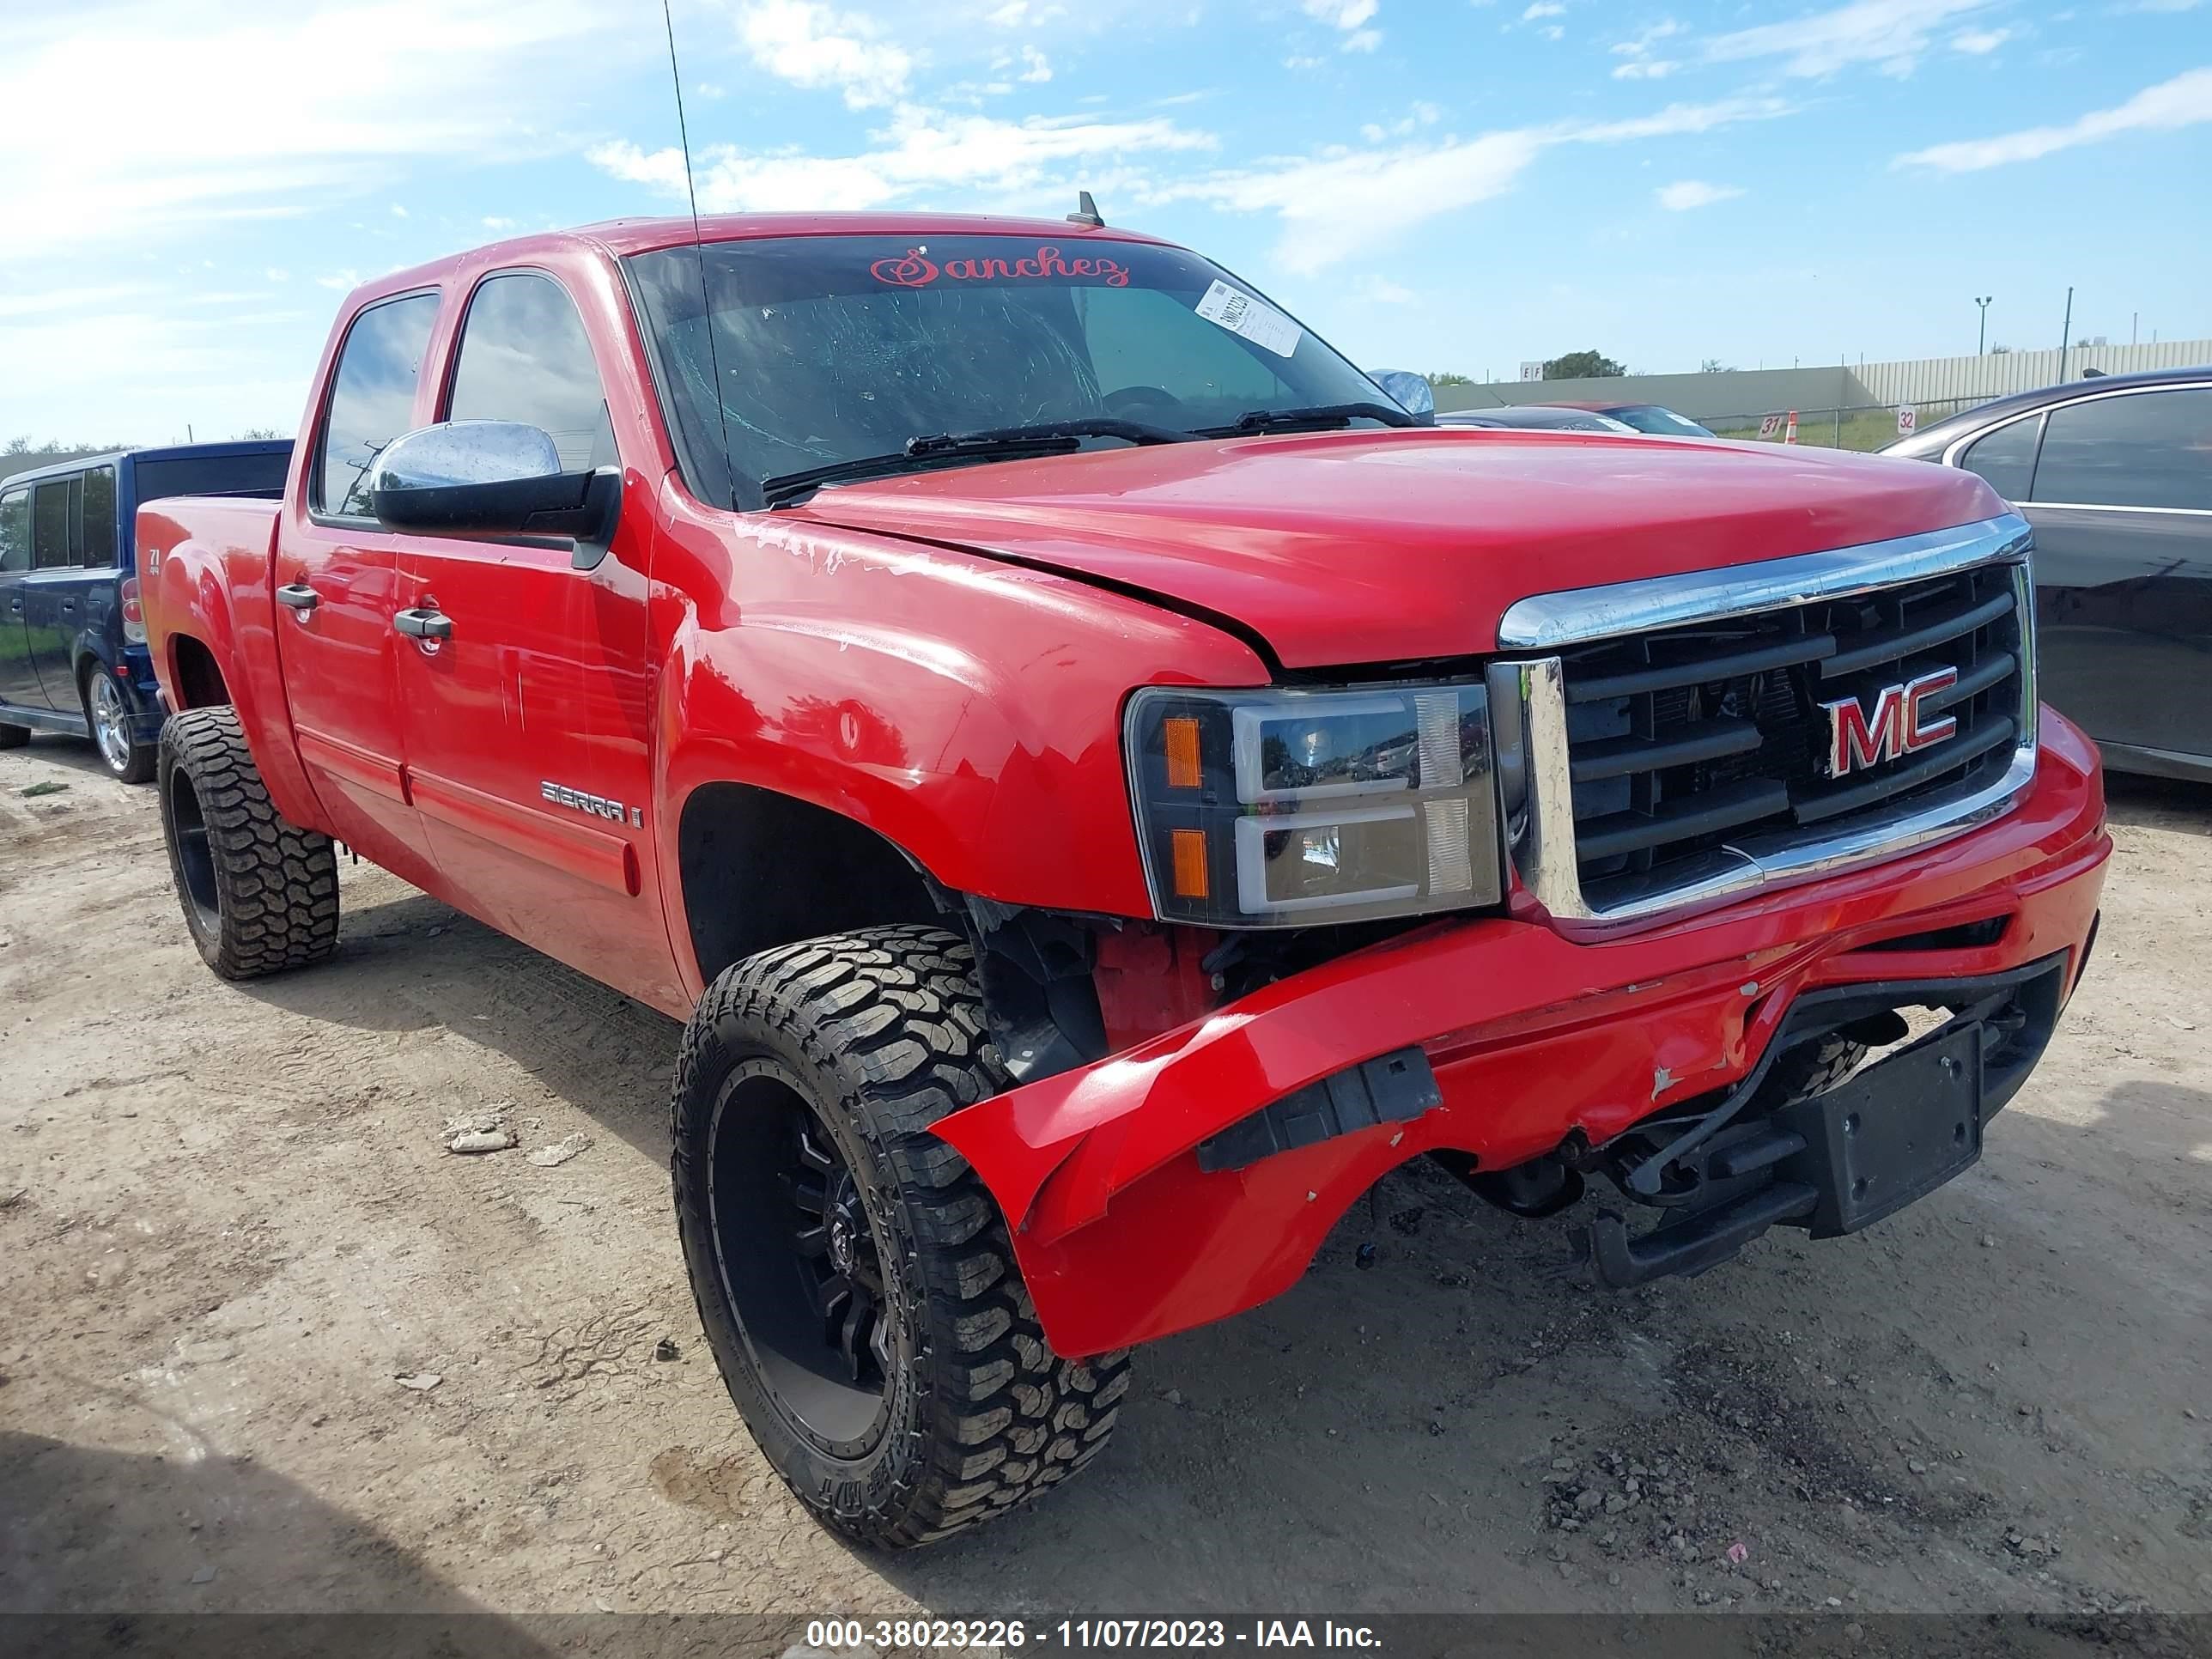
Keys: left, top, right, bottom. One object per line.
{"left": 1194, "top": 280, "right": 1303, "bottom": 358}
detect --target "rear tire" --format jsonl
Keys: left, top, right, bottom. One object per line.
{"left": 672, "top": 924, "right": 1128, "bottom": 1548}
{"left": 0, "top": 723, "right": 27, "bottom": 749}
{"left": 83, "top": 668, "right": 155, "bottom": 784}
{"left": 158, "top": 707, "right": 339, "bottom": 978}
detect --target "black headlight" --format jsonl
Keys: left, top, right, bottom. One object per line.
{"left": 1124, "top": 681, "right": 1503, "bottom": 928}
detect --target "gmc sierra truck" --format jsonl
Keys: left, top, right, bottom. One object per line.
{"left": 139, "top": 212, "right": 2109, "bottom": 1548}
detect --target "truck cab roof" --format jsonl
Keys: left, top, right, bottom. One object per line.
{"left": 341, "top": 212, "right": 1179, "bottom": 312}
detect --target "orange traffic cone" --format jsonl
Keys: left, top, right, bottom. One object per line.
{"left": 1784, "top": 410, "right": 1799, "bottom": 445}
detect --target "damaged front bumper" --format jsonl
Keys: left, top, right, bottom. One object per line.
{"left": 933, "top": 713, "right": 2110, "bottom": 1359}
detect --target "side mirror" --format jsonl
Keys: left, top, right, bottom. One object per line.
{"left": 1369, "top": 370, "right": 1437, "bottom": 425}
{"left": 368, "top": 420, "right": 621, "bottom": 569}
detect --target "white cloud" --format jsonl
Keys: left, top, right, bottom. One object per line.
{"left": 1304, "top": 0, "right": 1379, "bottom": 27}
{"left": 1352, "top": 276, "right": 1416, "bottom": 303}
{"left": 590, "top": 102, "right": 1216, "bottom": 216}
{"left": 1019, "top": 45, "right": 1052, "bottom": 82}
{"left": 1540, "top": 23, "right": 1564, "bottom": 39}
{"left": 315, "top": 270, "right": 362, "bottom": 291}
{"left": 264, "top": 268, "right": 290, "bottom": 283}
{"left": 1897, "top": 64, "right": 2212, "bottom": 170}
{"left": 1613, "top": 17, "right": 1682, "bottom": 52}
{"left": 1706, "top": 0, "right": 1993, "bottom": 78}
{"left": 1613, "top": 58, "right": 1678, "bottom": 78}
{"left": 1161, "top": 95, "right": 1786, "bottom": 272}
{"left": 738, "top": 0, "right": 913, "bottom": 109}
{"left": 1521, "top": 2, "right": 1565, "bottom": 16}
{"left": 1656, "top": 178, "right": 1743, "bottom": 209}
{"left": 482, "top": 216, "right": 518, "bottom": 230}
{"left": 1951, "top": 27, "right": 2010, "bottom": 52}
{"left": 388, "top": 203, "right": 409, "bottom": 218}
{"left": 1343, "top": 27, "right": 1382, "bottom": 51}
{"left": 0, "top": 0, "right": 627, "bottom": 264}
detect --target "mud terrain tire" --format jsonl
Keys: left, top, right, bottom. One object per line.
{"left": 672, "top": 924, "right": 1128, "bottom": 1547}
{"left": 158, "top": 707, "right": 339, "bottom": 978}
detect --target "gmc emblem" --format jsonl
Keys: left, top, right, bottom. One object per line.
{"left": 1821, "top": 667, "right": 1960, "bottom": 777}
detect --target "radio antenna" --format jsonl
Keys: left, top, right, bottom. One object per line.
{"left": 660, "top": 0, "right": 734, "bottom": 505}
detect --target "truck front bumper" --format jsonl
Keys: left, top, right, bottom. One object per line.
{"left": 933, "top": 710, "right": 2110, "bottom": 1358}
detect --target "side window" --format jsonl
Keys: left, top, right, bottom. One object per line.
{"left": 318, "top": 292, "right": 441, "bottom": 518}
{"left": 1080, "top": 286, "right": 1289, "bottom": 408}
{"left": 32, "top": 477, "right": 75, "bottom": 568}
{"left": 0, "top": 488, "right": 27, "bottom": 573}
{"left": 1960, "top": 416, "right": 2040, "bottom": 503}
{"left": 447, "top": 273, "right": 617, "bottom": 472}
{"left": 2031, "top": 387, "right": 2212, "bottom": 511}
{"left": 81, "top": 465, "right": 117, "bottom": 568}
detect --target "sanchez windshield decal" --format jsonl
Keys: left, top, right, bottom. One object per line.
{"left": 869, "top": 244, "right": 1133, "bottom": 289}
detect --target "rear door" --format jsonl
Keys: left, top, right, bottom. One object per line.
{"left": 277, "top": 290, "right": 444, "bottom": 885}
{"left": 2015, "top": 384, "right": 2212, "bottom": 763}
{"left": 389, "top": 267, "right": 667, "bottom": 994}
{"left": 22, "top": 465, "right": 121, "bottom": 720}
{"left": 20, "top": 471, "right": 94, "bottom": 715}
{"left": 0, "top": 483, "right": 40, "bottom": 715}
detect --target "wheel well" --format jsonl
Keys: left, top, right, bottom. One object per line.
{"left": 678, "top": 782, "right": 940, "bottom": 986}
{"left": 170, "top": 636, "right": 229, "bottom": 709}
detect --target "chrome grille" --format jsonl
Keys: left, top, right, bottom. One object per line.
{"left": 1487, "top": 516, "right": 2039, "bottom": 928}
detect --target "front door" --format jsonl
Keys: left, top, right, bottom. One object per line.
{"left": 0, "top": 483, "right": 42, "bottom": 717}
{"left": 276, "top": 289, "right": 444, "bottom": 887}
{"left": 2021, "top": 384, "right": 2212, "bottom": 763}
{"left": 390, "top": 268, "right": 672, "bottom": 1002}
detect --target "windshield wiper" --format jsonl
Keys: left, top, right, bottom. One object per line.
{"left": 760, "top": 417, "right": 1194, "bottom": 508}
{"left": 1194, "top": 401, "right": 1420, "bottom": 437}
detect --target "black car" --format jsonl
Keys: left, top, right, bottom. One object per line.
{"left": 1, "top": 441, "right": 291, "bottom": 781}
{"left": 1883, "top": 367, "right": 2212, "bottom": 783}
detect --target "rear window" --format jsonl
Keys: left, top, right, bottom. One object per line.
{"left": 0, "top": 488, "right": 27, "bottom": 572}
{"left": 135, "top": 450, "right": 293, "bottom": 503}
{"left": 82, "top": 465, "right": 117, "bottom": 564}
{"left": 1960, "top": 416, "right": 2041, "bottom": 503}
{"left": 1604, "top": 404, "right": 1713, "bottom": 437}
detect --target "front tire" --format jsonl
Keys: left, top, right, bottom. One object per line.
{"left": 0, "top": 723, "right": 27, "bottom": 749}
{"left": 672, "top": 925, "right": 1128, "bottom": 1548}
{"left": 158, "top": 707, "right": 339, "bottom": 978}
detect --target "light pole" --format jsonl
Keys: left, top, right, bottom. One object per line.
{"left": 1975, "top": 295, "right": 1993, "bottom": 355}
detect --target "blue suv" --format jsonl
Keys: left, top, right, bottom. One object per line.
{"left": 0, "top": 441, "right": 290, "bottom": 781}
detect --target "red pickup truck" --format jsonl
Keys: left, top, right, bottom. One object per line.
{"left": 139, "top": 212, "right": 2109, "bottom": 1548}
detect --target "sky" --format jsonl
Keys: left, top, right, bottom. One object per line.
{"left": 3, "top": 0, "right": 2210, "bottom": 446}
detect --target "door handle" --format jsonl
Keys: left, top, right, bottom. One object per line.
{"left": 276, "top": 583, "right": 319, "bottom": 613}
{"left": 395, "top": 607, "right": 453, "bottom": 641}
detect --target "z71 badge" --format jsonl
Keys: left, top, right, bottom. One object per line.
{"left": 541, "top": 781, "right": 644, "bottom": 829}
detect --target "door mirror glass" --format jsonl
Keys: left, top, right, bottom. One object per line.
{"left": 368, "top": 420, "right": 620, "bottom": 564}
{"left": 1369, "top": 369, "right": 1437, "bottom": 424}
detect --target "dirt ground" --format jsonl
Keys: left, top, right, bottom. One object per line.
{"left": 3, "top": 732, "right": 2208, "bottom": 1626}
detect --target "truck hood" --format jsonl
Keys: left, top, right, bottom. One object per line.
{"left": 790, "top": 428, "right": 2002, "bottom": 668}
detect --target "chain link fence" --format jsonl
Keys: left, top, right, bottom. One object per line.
{"left": 1701, "top": 398, "right": 1985, "bottom": 453}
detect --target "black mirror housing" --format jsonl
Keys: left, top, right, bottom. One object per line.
{"left": 368, "top": 420, "right": 622, "bottom": 567}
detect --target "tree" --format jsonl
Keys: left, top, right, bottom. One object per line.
{"left": 236, "top": 427, "right": 291, "bottom": 441}
{"left": 1543, "top": 350, "right": 1626, "bottom": 380}
{"left": 1699, "top": 358, "right": 1735, "bottom": 374}
{"left": 1427, "top": 372, "right": 1473, "bottom": 387}
{"left": 1990, "top": 343, "right": 2013, "bottom": 356}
